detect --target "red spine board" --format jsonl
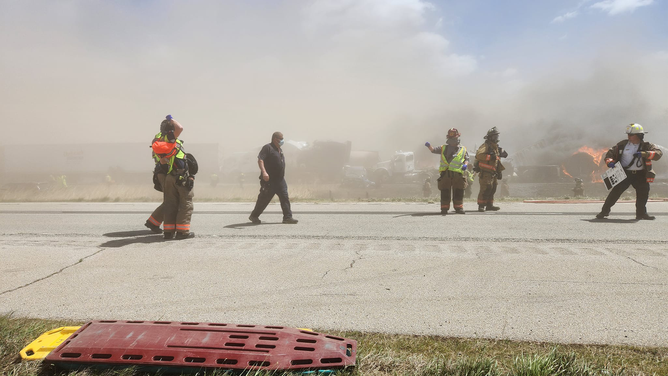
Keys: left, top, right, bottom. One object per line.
{"left": 44, "top": 320, "right": 356, "bottom": 371}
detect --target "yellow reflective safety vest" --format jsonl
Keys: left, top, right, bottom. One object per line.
{"left": 439, "top": 145, "right": 467, "bottom": 173}
{"left": 152, "top": 132, "right": 185, "bottom": 174}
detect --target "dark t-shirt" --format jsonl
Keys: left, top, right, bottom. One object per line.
{"left": 258, "top": 143, "right": 285, "bottom": 181}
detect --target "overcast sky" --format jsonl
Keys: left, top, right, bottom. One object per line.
{"left": 1, "top": 0, "right": 666, "bottom": 156}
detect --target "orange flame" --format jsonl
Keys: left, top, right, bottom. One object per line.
{"left": 574, "top": 146, "right": 608, "bottom": 166}
{"left": 561, "top": 145, "right": 609, "bottom": 182}
{"left": 561, "top": 165, "right": 573, "bottom": 178}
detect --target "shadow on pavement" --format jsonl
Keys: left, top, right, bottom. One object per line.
{"left": 103, "top": 230, "right": 156, "bottom": 237}
{"left": 224, "top": 222, "right": 282, "bottom": 229}
{"left": 100, "top": 235, "right": 165, "bottom": 248}
{"left": 582, "top": 218, "right": 640, "bottom": 223}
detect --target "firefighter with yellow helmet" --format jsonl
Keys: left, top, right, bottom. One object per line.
{"left": 474, "top": 127, "right": 508, "bottom": 212}
{"left": 425, "top": 128, "right": 469, "bottom": 214}
{"left": 596, "top": 123, "right": 662, "bottom": 220}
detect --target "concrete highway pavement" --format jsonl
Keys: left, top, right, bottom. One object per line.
{"left": 1, "top": 201, "right": 667, "bottom": 347}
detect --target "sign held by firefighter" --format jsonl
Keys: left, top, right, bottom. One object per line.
{"left": 601, "top": 162, "right": 626, "bottom": 191}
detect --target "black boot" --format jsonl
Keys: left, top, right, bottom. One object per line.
{"left": 175, "top": 232, "right": 195, "bottom": 240}
{"left": 163, "top": 232, "right": 174, "bottom": 240}
{"left": 478, "top": 205, "right": 485, "bottom": 212}
{"left": 455, "top": 208, "right": 465, "bottom": 214}
{"left": 636, "top": 213, "right": 655, "bottom": 220}
{"left": 595, "top": 211, "right": 609, "bottom": 219}
{"left": 145, "top": 220, "right": 162, "bottom": 234}
{"left": 486, "top": 205, "right": 500, "bottom": 211}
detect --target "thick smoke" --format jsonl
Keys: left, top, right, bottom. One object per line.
{"left": 0, "top": 0, "right": 666, "bottom": 165}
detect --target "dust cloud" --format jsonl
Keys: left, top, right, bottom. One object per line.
{"left": 0, "top": 0, "right": 666, "bottom": 167}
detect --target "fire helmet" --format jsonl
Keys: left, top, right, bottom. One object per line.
{"left": 625, "top": 123, "right": 647, "bottom": 135}
{"left": 447, "top": 128, "right": 460, "bottom": 139}
{"left": 484, "top": 127, "right": 500, "bottom": 142}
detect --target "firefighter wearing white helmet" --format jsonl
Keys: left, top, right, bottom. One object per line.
{"left": 596, "top": 123, "right": 662, "bottom": 220}
{"left": 425, "top": 128, "right": 469, "bottom": 214}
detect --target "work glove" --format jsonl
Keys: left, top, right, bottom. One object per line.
{"left": 607, "top": 162, "right": 616, "bottom": 168}
{"left": 499, "top": 148, "right": 508, "bottom": 158}
{"left": 425, "top": 142, "right": 430, "bottom": 147}
{"left": 462, "top": 164, "right": 467, "bottom": 171}
{"left": 633, "top": 151, "right": 642, "bottom": 158}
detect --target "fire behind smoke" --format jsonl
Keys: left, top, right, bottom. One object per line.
{"left": 561, "top": 146, "right": 609, "bottom": 182}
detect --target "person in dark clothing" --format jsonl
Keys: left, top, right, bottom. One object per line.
{"left": 596, "top": 123, "right": 662, "bottom": 220}
{"left": 249, "top": 132, "right": 298, "bottom": 224}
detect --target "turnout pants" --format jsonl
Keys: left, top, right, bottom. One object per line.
{"left": 438, "top": 170, "right": 466, "bottom": 211}
{"left": 147, "top": 173, "right": 166, "bottom": 227}
{"left": 163, "top": 173, "right": 194, "bottom": 234}
{"left": 601, "top": 169, "right": 650, "bottom": 216}
{"left": 477, "top": 171, "right": 498, "bottom": 207}
{"left": 251, "top": 178, "right": 293, "bottom": 219}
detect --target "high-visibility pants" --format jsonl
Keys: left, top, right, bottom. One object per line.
{"left": 147, "top": 173, "right": 166, "bottom": 228}
{"left": 437, "top": 170, "right": 466, "bottom": 211}
{"left": 477, "top": 171, "right": 497, "bottom": 207}
{"left": 163, "top": 174, "right": 194, "bottom": 234}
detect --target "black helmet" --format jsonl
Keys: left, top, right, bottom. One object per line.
{"left": 484, "top": 127, "right": 499, "bottom": 142}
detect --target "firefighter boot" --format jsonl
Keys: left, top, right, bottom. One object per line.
{"left": 163, "top": 232, "right": 174, "bottom": 240}
{"left": 595, "top": 211, "right": 609, "bottom": 219}
{"left": 145, "top": 220, "right": 162, "bottom": 234}
{"left": 455, "top": 208, "right": 465, "bottom": 214}
{"left": 485, "top": 205, "right": 500, "bottom": 211}
{"left": 478, "top": 205, "right": 485, "bottom": 212}
{"left": 636, "top": 213, "right": 655, "bottom": 220}
{"left": 175, "top": 232, "right": 195, "bottom": 240}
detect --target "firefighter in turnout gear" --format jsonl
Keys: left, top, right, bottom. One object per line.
{"left": 425, "top": 128, "right": 469, "bottom": 214}
{"left": 596, "top": 123, "right": 662, "bottom": 220}
{"left": 475, "top": 127, "right": 508, "bottom": 212}
{"left": 151, "top": 116, "right": 195, "bottom": 240}
{"left": 145, "top": 115, "right": 184, "bottom": 234}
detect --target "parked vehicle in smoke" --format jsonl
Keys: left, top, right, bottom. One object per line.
{"left": 372, "top": 151, "right": 429, "bottom": 184}
{"left": 341, "top": 165, "right": 375, "bottom": 189}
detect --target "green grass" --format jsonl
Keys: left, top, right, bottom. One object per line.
{"left": 2, "top": 315, "right": 666, "bottom": 376}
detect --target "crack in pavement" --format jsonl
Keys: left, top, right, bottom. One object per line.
{"left": 0, "top": 247, "right": 105, "bottom": 296}
{"left": 344, "top": 250, "right": 363, "bottom": 272}
{"left": 625, "top": 256, "right": 658, "bottom": 270}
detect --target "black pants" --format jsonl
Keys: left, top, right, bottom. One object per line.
{"left": 601, "top": 170, "right": 650, "bottom": 215}
{"left": 251, "top": 178, "right": 293, "bottom": 219}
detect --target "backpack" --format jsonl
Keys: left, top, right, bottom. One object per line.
{"left": 185, "top": 153, "right": 198, "bottom": 175}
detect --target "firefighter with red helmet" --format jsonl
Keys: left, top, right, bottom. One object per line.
{"left": 596, "top": 123, "right": 662, "bottom": 220}
{"left": 475, "top": 127, "right": 508, "bottom": 212}
{"left": 425, "top": 128, "right": 469, "bottom": 214}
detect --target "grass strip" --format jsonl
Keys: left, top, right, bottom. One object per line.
{"left": 2, "top": 315, "right": 666, "bottom": 375}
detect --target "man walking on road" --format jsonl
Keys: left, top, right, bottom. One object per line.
{"left": 249, "top": 132, "right": 298, "bottom": 224}
{"left": 596, "top": 123, "right": 662, "bottom": 220}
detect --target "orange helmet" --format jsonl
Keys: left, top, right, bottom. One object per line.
{"left": 447, "top": 128, "right": 460, "bottom": 139}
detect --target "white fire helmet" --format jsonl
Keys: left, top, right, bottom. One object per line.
{"left": 626, "top": 123, "right": 647, "bottom": 135}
